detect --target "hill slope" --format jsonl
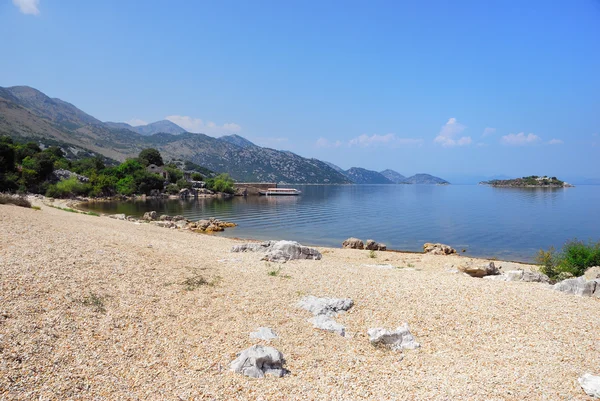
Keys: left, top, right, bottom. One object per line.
{"left": 344, "top": 167, "right": 393, "bottom": 184}
{"left": 404, "top": 174, "right": 449, "bottom": 184}
{"left": 105, "top": 120, "right": 186, "bottom": 135}
{"left": 380, "top": 169, "right": 407, "bottom": 183}
{"left": 0, "top": 86, "right": 350, "bottom": 184}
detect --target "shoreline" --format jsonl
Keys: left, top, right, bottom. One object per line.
{"left": 2, "top": 200, "right": 599, "bottom": 399}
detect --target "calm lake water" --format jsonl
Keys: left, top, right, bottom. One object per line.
{"left": 82, "top": 185, "right": 600, "bottom": 262}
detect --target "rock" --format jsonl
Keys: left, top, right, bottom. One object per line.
{"left": 230, "top": 345, "right": 286, "bottom": 378}
{"left": 262, "top": 241, "right": 322, "bottom": 263}
{"left": 584, "top": 266, "right": 600, "bottom": 281}
{"left": 172, "top": 215, "right": 186, "bottom": 221}
{"left": 297, "top": 296, "right": 354, "bottom": 317}
{"left": 342, "top": 237, "right": 364, "bottom": 250}
{"left": 553, "top": 276, "right": 600, "bottom": 297}
{"left": 579, "top": 373, "right": 600, "bottom": 398}
{"left": 109, "top": 214, "right": 126, "bottom": 220}
{"left": 365, "top": 239, "right": 387, "bottom": 251}
{"left": 309, "top": 315, "right": 346, "bottom": 336}
{"left": 231, "top": 241, "right": 278, "bottom": 253}
{"left": 423, "top": 243, "right": 457, "bottom": 255}
{"left": 250, "top": 327, "right": 278, "bottom": 341}
{"left": 458, "top": 262, "right": 500, "bottom": 278}
{"left": 483, "top": 269, "right": 550, "bottom": 283}
{"left": 175, "top": 220, "right": 188, "bottom": 229}
{"left": 50, "top": 169, "right": 89, "bottom": 183}
{"left": 142, "top": 211, "right": 157, "bottom": 221}
{"left": 368, "top": 323, "right": 421, "bottom": 351}
{"left": 159, "top": 215, "right": 172, "bottom": 221}
{"left": 205, "top": 224, "right": 224, "bottom": 232}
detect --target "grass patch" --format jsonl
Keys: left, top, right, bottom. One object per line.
{"left": 267, "top": 264, "right": 291, "bottom": 279}
{"left": 181, "top": 269, "right": 221, "bottom": 290}
{"left": 537, "top": 239, "right": 600, "bottom": 281}
{"left": 86, "top": 211, "right": 100, "bottom": 216}
{"left": 368, "top": 250, "right": 376, "bottom": 259}
{"left": 31, "top": 205, "right": 41, "bottom": 210}
{"left": 0, "top": 194, "right": 32, "bottom": 208}
{"left": 407, "top": 262, "right": 415, "bottom": 268}
{"left": 80, "top": 293, "right": 107, "bottom": 313}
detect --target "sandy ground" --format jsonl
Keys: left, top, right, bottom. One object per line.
{"left": 1, "top": 200, "right": 599, "bottom": 400}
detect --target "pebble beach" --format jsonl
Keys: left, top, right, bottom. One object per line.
{"left": 1, "top": 200, "right": 600, "bottom": 400}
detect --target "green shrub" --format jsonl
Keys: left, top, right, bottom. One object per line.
{"left": 536, "top": 240, "right": 600, "bottom": 281}
{"left": 166, "top": 183, "right": 180, "bottom": 194}
{"left": 207, "top": 173, "right": 234, "bottom": 194}
{"left": 191, "top": 172, "right": 203, "bottom": 181}
{"left": 45, "top": 177, "right": 90, "bottom": 198}
{"left": 176, "top": 178, "right": 192, "bottom": 190}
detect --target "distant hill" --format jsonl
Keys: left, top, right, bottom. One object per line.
{"left": 0, "top": 85, "right": 350, "bottom": 184}
{"left": 323, "top": 161, "right": 346, "bottom": 174}
{"left": 105, "top": 120, "right": 186, "bottom": 136}
{"left": 344, "top": 167, "right": 393, "bottom": 184}
{"left": 404, "top": 174, "right": 449, "bottom": 184}
{"left": 380, "top": 169, "right": 407, "bottom": 184}
{"left": 218, "top": 134, "right": 256, "bottom": 148}
{"left": 480, "top": 175, "right": 572, "bottom": 188}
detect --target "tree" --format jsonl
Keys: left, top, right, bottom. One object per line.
{"left": 138, "top": 148, "right": 163, "bottom": 167}
{"left": 191, "top": 172, "right": 203, "bottom": 181}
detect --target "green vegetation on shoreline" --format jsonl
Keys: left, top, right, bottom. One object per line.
{"left": 536, "top": 239, "right": 600, "bottom": 281}
{"left": 0, "top": 136, "right": 234, "bottom": 198}
{"left": 480, "top": 175, "right": 572, "bottom": 188}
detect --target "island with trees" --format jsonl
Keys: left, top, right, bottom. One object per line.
{"left": 479, "top": 175, "right": 573, "bottom": 188}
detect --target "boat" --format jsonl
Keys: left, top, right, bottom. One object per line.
{"left": 258, "top": 188, "right": 301, "bottom": 196}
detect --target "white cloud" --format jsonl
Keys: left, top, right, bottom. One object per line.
{"left": 126, "top": 118, "right": 148, "bottom": 127}
{"left": 548, "top": 139, "right": 563, "bottom": 145}
{"left": 165, "top": 115, "right": 241, "bottom": 136}
{"left": 482, "top": 127, "right": 496, "bottom": 137}
{"left": 476, "top": 142, "right": 488, "bottom": 147}
{"left": 13, "top": 0, "right": 39, "bottom": 15}
{"left": 315, "top": 137, "right": 343, "bottom": 149}
{"left": 501, "top": 132, "right": 541, "bottom": 146}
{"left": 434, "top": 118, "right": 472, "bottom": 147}
{"left": 348, "top": 133, "right": 423, "bottom": 148}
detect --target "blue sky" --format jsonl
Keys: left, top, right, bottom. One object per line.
{"left": 1, "top": 0, "right": 599, "bottom": 181}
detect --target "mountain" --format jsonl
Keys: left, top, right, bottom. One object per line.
{"left": 404, "top": 173, "right": 449, "bottom": 184}
{"left": 0, "top": 85, "right": 350, "bottom": 184}
{"left": 218, "top": 134, "right": 255, "bottom": 148}
{"left": 380, "top": 169, "right": 407, "bottom": 184}
{"left": 105, "top": 119, "right": 186, "bottom": 135}
{"left": 323, "top": 161, "right": 346, "bottom": 174}
{"left": 344, "top": 167, "right": 393, "bottom": 184}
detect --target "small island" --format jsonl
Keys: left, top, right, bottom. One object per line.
{"left": 479, "top": 175, "right": 574, "bottom": 188}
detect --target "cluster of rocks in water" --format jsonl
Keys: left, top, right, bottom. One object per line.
{"left": 230, "top": 295, "right": 420, "bottom": 379}
{"left": 108, "top": 210, "right": 236, "bottom": 233}
{"left": 423, "top": 242, "right": 457, "bottom": 255}
{"left": 231, "top": 240, "right": 322, "bottom": 263}
{"left": 342, "top": 237, "right": 387, "bottom": 251}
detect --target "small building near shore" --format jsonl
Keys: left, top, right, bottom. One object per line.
{"left": 146, "top": 164, "right": 170, "bottom": 181}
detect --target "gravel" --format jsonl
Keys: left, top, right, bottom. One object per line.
{"left": 1, "top": 200, "right": 599, "bottom": 400}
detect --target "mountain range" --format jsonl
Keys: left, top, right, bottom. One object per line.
{"left": 0, "top": 85, "right": 449, "bottom": 185}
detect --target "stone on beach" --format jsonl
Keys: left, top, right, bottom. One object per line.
{"left": 584, "top": 266, "right": 600, "bottom": 281}
{"left": 343, "top": 237, "right": 364, "bottom": 249}
{"left": 142, "top": 211, "right": 157, "bottom": 221}
{"left": 483, "top": 269, "right": 550, "bottom": 283}
{"left": 109, "top": 213, "right": 126, "bottom": 220}
{"left": 368, "top": 324, "right": 421, "bottom": 351}
{"left": 458, "top": 261, "right": 500, "bottom": 278}
{"left": 579, "top": 374, "right": 600, "bottom": 398}
{"left": 230, "top": 345, "right": 286, "bottom": 378}
{"left": 309, "top": 315, "right": 347, "bottom": 336}
{"left": 250, "top": 327, "right": 279, "bottom": 341}
{"left": 423, "top": 243, "right": 457, "bottom": 255}
{"left": 298, "top": 295, "right": 354, "bottom": 317}
{"left": 231, "top": 240, "right": 322, "bottom": 263}
{"left": 365, "top": 239, "right": 387, "bottom": 251}
{"left": 553, "top": 276, "right": 600, "bottom": 297}
{"left": 231, "top": 241, "right": 278, "bottom": 253}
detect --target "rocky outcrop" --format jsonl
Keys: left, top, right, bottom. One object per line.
{"left": 584, "top": 266, "right": 600, "bottom": 281}
{"left": 109, "top": 213, "right": 126, "bottom": 220}
{"left": 458, "top": 261, "right": 500, "bottom": 278}
{"left": 483, "top": 269, "right": 550, "bottom": 283}
{"left": 189, "top": 218, "right": 236, "bottom": 233}
{"left": 142, "top": 211, "right": 157, "bottom": 221}
{"left": 368, "top": 324, "right": 421, "bottom": 351}
{"left": 343, "top": 237, "right": 364, "bottom": 249}
{"left": 423, "top": 243, "right": 457, "bottom": 255}
{"left": 298, "top": 296, "right": 354, "bottom": 337}
{"left": 50, "top": 169, "right": 89, "bottom": 183}
{"left": 365, "top": 240, "right": 387, "bottom": 251}
{"left": 553, "top": 276, "right": 600, "bottom": 297}
{"left": 579, "top": 373, "right": 600, "bottom": 398}
{"left": 250, "top": 327, "right": 278, "bottom": 341}
{"left": 231, "top": 240, "right": 322, "bottom": 263}
{"left": 230, "top": 345, "right": 286, "bottom": 378}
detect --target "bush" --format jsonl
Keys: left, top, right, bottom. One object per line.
{"left": 207, "top": 173, "right": 235, "bottom": 194}
{"left": 536, "top": 239, "right": 600, "bottom": 281}
{"left": 176, "top": 178, "right": 192, "bottom": 190}
{"left": 138, "top": 148, "right": 163, "bottom": 167}
{"left": 191, "top": 172, "right": 203, "bottom": 181}
{"left": 166, "top": 183, "right": 180, "bottom": 195}
{"left": 45, "top": 177, "right": 90, "bottom": 198}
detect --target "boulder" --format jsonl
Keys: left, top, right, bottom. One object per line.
{"left": 368, "top": 323, "right": 421, "bottom": 351}
{"left": 343, "top": 237, "right": 364, "bottom": 250}
{"left": 483, "top": 269, "right": 550, "bottom": 283}
{"left": 262, "top": 241, "right": 322, "bottom": 263}
{"left": 309, "top": 315, "right": 346, "bottom": 336}
{"left": 458, "top": 261, "right": 500, "bottom": 278}
{"left": 230, "top": 345, "right": 286, "bottom": 378}
{"left": 159, "top": 215, "right": 172, "bottom": 221}
{"left": 142, "top": 211, "right": 157, "bottom": 221}
{"left": 50, "top": 169, "right": 89, "bottom": 183}
{"left": 172, "top": 215, "right": 186, "bottom": 221}
{"left": 109, "top": 214, "right": 126, "bottom": 220}
{"left": 584, "top": 266, "right": 600, "bottom": 281}
{"left": 423, "top": 243, "right": 457, "bottom": 255}
{"left": 231, "top": 241, "right": 278, "bottom": 253}
{"left": 298, "top": 295, "right": 354, "bottom": 317}
{"left": 365, "top": 239, "right": 387, "bottom": 251}
{"left": 250, "top": 327, "right": 278, "bottom": 341}
{"left": 553, "top": 276, "right": 600, "bottom": 297}
{"left": 579, "top": 373, "right": 600, "bottom": 398}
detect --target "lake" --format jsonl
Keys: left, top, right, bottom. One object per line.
{"left": 82, "top": 184, "right": 600, "bottom": 263}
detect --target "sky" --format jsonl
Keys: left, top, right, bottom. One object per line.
{"left": 1, "top": 0, "right": 599, "bottom": 182}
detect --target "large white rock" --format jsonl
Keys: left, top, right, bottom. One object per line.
{"left": 230, "top": 345, "right": 286, "bottom": 378}
{"left": 553, "top": 276, "right": 600, "bottom": 297}
{"left": 309, "top": 315, "right": 346, "bottom": 336}
{"left": 579, "top": 373, "right": 600, "bottom": 398}
{"left": 231, "top": 240, "right": 322, "bottom": 263}
{"left": 297, "top": 296, "right": 354, "bottom": 317}
{"left": 483, "top": 270, "right": 550, "bottom": 283}
{"left": 231, "top": 241, "right": 278, "bottom": 253}
{"left": 458, "top": 261, "right": 500, "bottom": 278}
{"left": 250, "top": 327, "right": 278, "bottom": 341}
{"left": 368, "top": 324, "right": 421, "bottom": 351}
